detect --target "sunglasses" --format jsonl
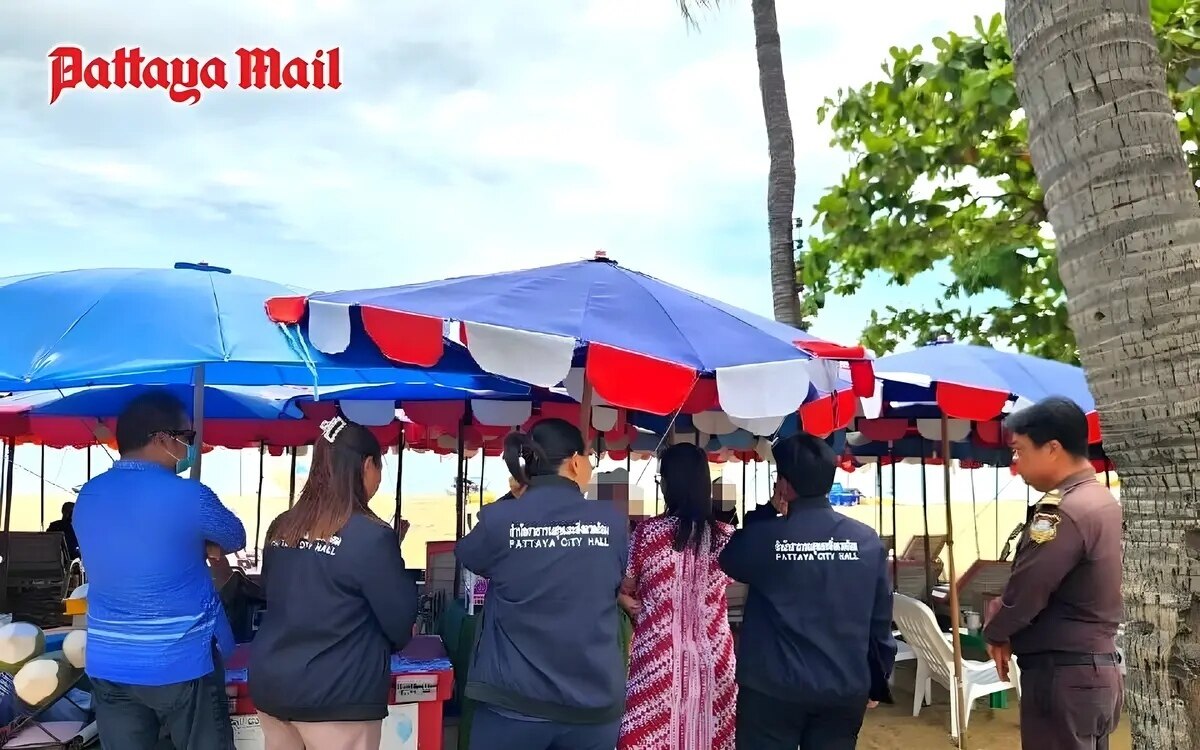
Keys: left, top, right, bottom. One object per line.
{"left": 159, "top": 429, "right": 198, "bottom": 445}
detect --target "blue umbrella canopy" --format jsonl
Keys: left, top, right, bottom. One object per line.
{"left": 0, "top": 262, "right": 501, "bottom": 391}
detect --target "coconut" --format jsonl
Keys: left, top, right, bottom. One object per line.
{"left": 0, "top": 622, "right": 45, "bottom": 674}
{"left": 62, "top": 629, "right": 86, "bottom": 669}
{"left": 13, "top": 652, "right": 80, "bottom": 708}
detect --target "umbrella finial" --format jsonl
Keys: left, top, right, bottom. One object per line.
{"left": 174, "top": 261, "right": 232, "bottom": 274}
{"left": 592, "top": 250, "right": 613, "bottom": 263}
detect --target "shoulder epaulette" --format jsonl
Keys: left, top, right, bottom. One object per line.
{"left": 1038, "top": 489, "right": 1063, "bottom": 507}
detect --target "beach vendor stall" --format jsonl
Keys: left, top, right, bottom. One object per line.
{"left": 223, "top": 636, "right": 453, "bottom": 750}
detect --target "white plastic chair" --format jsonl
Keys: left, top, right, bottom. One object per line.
{"left": 892, "top": 593, "right": 1014, "bottom": 739}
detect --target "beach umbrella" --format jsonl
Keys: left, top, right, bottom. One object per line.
{"left": 0, "top": 262, "right": 492, "bottom": 391}
{"left": 265, "top": 253, "right": 873, "bottom": 435}
{"left": 0, "top": 262, "right": 515, "bottom": 476}
{"left": 866, "top": 341, "right": 1099, "bottom": 436}
{"left": 861, "top": 341, "right": 1098, "bottom": 742}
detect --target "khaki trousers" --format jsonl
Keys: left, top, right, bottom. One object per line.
{"left": 258, "top": 712, "right": 383, "bottom": 750}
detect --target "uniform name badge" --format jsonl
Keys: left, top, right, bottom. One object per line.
{"left": 1029, "top": 512, "right": 1060, "bottom": 544}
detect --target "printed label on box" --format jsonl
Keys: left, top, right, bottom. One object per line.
{"left": 393, "top": 674, "right": 439, "bottom": 703}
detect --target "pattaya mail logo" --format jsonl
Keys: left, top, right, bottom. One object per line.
{"left": 47, "top": 46, "right": 342, "bottom": 105}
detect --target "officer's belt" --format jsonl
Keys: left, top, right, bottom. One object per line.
{"left": 1017, "top": 651, "right": 1120, "bottom": 669}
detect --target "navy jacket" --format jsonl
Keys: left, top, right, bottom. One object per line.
{"left": 719, "top": 496, "right": 896, "bottom": 706}
{"left": 250, "top": 512, "right": 418, "bottom": 722}
{"left": 457, "top": 475, "right": 628, "bottom": 724}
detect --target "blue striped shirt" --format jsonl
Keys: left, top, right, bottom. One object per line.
{"left": 75, "top": 460, "right": 247, "bottom": 686}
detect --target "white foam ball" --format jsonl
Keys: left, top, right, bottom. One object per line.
{"left": 0, "top": 623, "right": 45, "bottom": 673}
{"left": 13, "top": 654, "right": 75, "bottom": 707}
{"left": 63, "top": 630, "right": 86, "bottom": 669}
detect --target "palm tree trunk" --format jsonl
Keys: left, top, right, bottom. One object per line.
{"left": 1007, "top": 0, "right": 1200, "bottom": 746}
{"left": 751, "top": 0, "right": 799, "bottom": 327}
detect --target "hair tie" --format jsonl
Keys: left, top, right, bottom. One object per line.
{"left": 320, "top": 416, "right": 347, "bottom": 444}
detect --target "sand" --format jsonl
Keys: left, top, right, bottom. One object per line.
{"left": 860, "top": 661, "right": 1132, "bottom": 749}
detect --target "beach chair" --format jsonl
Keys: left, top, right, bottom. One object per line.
{"left": 4, "top": 533, "right": 71, "bottom": 629}
{"left": 891, "top": 559, "right": 940, "bottom": 601}
{"left": 892, "top": 593, "right": 1014, "bottom": 739}
{"left": 931, "top": 559, "right": 1013, "bottom": 617}
{"left": 901, "top": 533, "right": 947, "bottom": 565}
{"left": 879, "top": 534, "right": 895, "bottom": 557}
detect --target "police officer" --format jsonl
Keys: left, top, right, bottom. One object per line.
{"left": 984, "top": 397, "right": 1123, "bottom": 750}
{"left": 719, "top": 434, "right": 895, "bottom": 750}
{"left": 456, "top": 418, "right": 628, "bottom": 750}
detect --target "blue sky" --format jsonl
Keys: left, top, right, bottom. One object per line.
{"left": 0, "top": 0, "right": 1013, "bottom": 513}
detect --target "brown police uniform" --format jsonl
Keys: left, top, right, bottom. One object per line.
{"left": 984, "top": 469, "right": 1123, "bottom": 750}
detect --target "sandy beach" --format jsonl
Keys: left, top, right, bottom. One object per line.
{"left": 860, "top": 661, "right": 1131, "bottom": 749}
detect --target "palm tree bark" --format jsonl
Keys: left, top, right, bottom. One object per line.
{"left": 1007, "top": 0, "right": 1200, "bottom": 746}
{"left": 751, "top": 0, "right": 799, "bottom": 326}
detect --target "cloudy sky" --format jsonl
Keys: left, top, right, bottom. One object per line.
{"left": 0, "top": 0, "right": 1020, "bottom": 523}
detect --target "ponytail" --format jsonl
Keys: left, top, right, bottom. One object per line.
{"left": 502, "top": 418, "right": 587, "bottom": 489}
{"left": 503, "top": 431, "right": 547, "bottom": 487}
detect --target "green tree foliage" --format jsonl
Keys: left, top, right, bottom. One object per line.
{"left": 805, "top": 2, "right": 1200, "bottom": 362}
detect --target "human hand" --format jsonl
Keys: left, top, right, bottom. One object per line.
{"left": 986, "top": 642, "right": 1013, "bottom": 682}
{"left": 867, "top": 700, "right": 879, "bottom": 709}
{"left": 618, "top": 593, "right": 643, "bottom": 617}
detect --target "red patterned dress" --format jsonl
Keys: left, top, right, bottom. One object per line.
{"left": 619, "top": 516, "right": 737, "bottom": 750}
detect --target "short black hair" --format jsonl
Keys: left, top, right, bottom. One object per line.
{"left": 773, "top": 433, "right": 838, "bottom": 498}
{"left": 1003, "top": 396, "right": 1089, "bottom": 458}
{"left": 116, "top": 391, "right": 189, "bottom": 453}
{"left": 61, "top": 502, "right": 74, "bottom": 515}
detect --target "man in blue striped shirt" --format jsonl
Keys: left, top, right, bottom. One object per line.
{"left": 75, "top": 391, "right": 247, "bottom": 749}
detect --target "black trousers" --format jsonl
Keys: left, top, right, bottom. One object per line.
{"left": 735, "top": 688, "right": 866, "bottom": 750}
{"left": 91, "top": 649, "right": 234, "bottom": 750}
{"left": 469, "top": 706, "right": 621, "bottom": 750}
{"left": 1019, "top": 662, "right": 1123, "bottom": 749}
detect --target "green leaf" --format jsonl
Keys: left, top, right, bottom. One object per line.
{"left": 862, "top": 131, "right": 896, "bottom": 153}
{"left": 990, "top": 81, "right": 1015, "bottom": 106}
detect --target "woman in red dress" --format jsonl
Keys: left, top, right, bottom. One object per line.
{"left": 618, "top": 443, "right": 737, "bottom": 750}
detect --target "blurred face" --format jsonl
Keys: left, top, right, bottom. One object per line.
{"left": 1009, "top": 433, "right": 1063, "bottom": 493}
{"left": 362, "top": 457, "right": 383, "bottom": 499}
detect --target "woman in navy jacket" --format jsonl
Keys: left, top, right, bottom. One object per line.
{"left": 457, "top": 418, "right": 628, "bottom": 750}
{"left": 250, "top": 416, "right": 417, "bottom": 750}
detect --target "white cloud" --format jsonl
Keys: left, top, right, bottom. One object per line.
{"left": 0, "top": 0, "right": 1001, "bottom": 323}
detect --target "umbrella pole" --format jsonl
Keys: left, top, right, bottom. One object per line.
{"left": 40, "top": 446, "right": 46, "bottom": 531}
{"left": 741, "top": 459, "right": 747, "bottom": 527}
{"left": 86, "top": 445, "right": 92, "bottom": 480}
{"left": 288, "top": 448, "right": 298, "bottom": 509}
{"left": 995, "top": 465, "right": 1001, "bottom": 559}
{"left": 478, "top": 453, "right": 486, "bottom": 510}
{"left": 394, "top": 433, "right": 405, "bottom": 534}
{"left": 254, "top": 444, "right": 265, "bottom": 567}
{"left": 453, "top": 422, "right": 467, "bottom": 599}
{"left": 1105, "top": 466, "right": 1111, "bottom": 489}
{"left": 920, "top": 447, "right": 932, "bottom": 601}
{"left": 890, "top": 444, "right": 898, "bottom": 591}
{"left": 190, "top": 365, "right": 206, "bottom": 480}
{"left": 1, "top": 440, "right": 14, "bottom": 613}
{"left": 942, "top": 415, "right": 967, "bottom": 747}
{"left": 876, "top": 461, "right": 884, "bottom": 535}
